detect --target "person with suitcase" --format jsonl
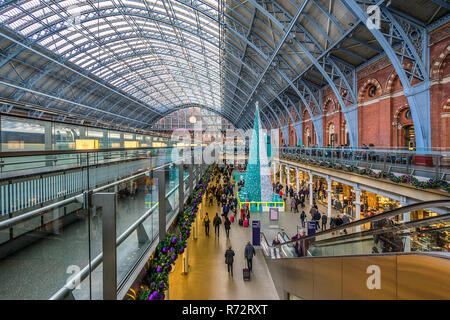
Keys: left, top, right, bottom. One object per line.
{"left": 224, "top": 217, "right": 231, "bottom": 238}
{"left": 225, "top": 246, "right": 235, "bottom": 277}
{"left": 244, "top": 241, "right": 256, "bottom": 273}
{"left": 300, "top": 210, "right": 306, "bottom": 228}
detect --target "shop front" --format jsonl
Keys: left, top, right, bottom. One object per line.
{"left": 330, "top": 181, "right": 355, "bottom": 217}
{"left": 409, "top": 209, "right": 449, "bottom": 252}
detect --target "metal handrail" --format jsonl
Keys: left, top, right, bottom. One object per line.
{"left": 0, "top": 145, "right": 200, "bottom": 158}
{"left": 277, "top": 146, "right": 450, "bottom": 156}
{"left": 310, "top": 212, "right": 450, "bottom": 247}
{"left": 50, "top": 166, "right": 205, "bottom": 300}
{"left": 269, "top": 199, "right": 450, "bottom": 248}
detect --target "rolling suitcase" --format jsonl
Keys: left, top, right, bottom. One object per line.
{"left": 239, "top": 219, "right": 243, "bottom": 226}
{"left": 243, "top": 268, "right": 251, "bottom": 281}
{"left": 230, "top": 215, "right": 234, "bottom": 223}
{"left": 243, "top": 219, "right": 249, "bottom": 227}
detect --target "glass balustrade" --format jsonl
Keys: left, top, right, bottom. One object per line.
{"left": 261, "top": 201, "right": 450, "bottom": 260}
{"left": 0, "top": 146, "right": 210, "bottom": 299}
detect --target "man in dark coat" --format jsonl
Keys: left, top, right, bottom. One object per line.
{"left": 321, "top": 213, "right": 328, "bottom": 231}
{"left": 225, "top": 246, "right": 235, "bottom": 277}
{"left": 224, "top": 217, "right": 231, "bottom": 238}
{"left": 244, "top": 241, "right": 256, "bottom": 272}
{"left": 213, "top": 213, "right": 222, "bottom": 237}
{"left": 300, "top": 211, "right": 306, "bottom": 228}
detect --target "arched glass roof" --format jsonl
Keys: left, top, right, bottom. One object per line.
{"left": 0, "top": 0, "right": 222, "bottom": 112}
{"left": 0, "top": 0, "right": 447, "bottom": 134}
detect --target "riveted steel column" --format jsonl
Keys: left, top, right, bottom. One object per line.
{"left": 156, "top": 168, "right": 167, "bottom": 242}
{"left": 91, "top": 192, "right": 117, "bottom": 300}
{"left": 178, "top": 164, "right": 184, "bottom": 214}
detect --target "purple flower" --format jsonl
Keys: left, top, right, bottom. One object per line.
{"left": 162, "top": 247, "right": 168, "bottom": 254}
{"left": 171, "top": 237, "right": 177, "bottom": 244}
{"left": 156, "top": 266, "right": 162, "bottom": 273}
{"left": 159, "top": 283, "right": 165, "bottom": 290}
{"left": 172, "top": 254, "right": 177, "bottom": 261}
{"left": 180, "top": 247, "right": 185, "bottom": 254}
{"left": 185, "top": 230, "right": 190, "bottom": 234}
{"left": 169, "top": 246, "right": 174, "bottom": 252}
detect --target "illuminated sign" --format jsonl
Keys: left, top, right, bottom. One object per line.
{"left": 124, "top": 141, "right": 139, "bottom": 148}
{"left": 152, "top": 142, "right": 167, "bottom": 147}
{"left": 269, "top": 207, "right": 279, "bottom": 221}
{"left": 75, "top": 139, "right": 98, "bottom": 150}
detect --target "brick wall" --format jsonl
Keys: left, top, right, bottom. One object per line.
{"left": 287, "top": 21, "right": 450, "bottom": 149}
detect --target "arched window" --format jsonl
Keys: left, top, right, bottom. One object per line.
{"left": 342, "top": 122, "right": 349, "bottom": 146}
{"left": 305, "top": 128, "right": 311, "bottom": 147}
{"left": 368, "top": 85, "right": 377, "bottom": 97}
{"left": 328, "top": 123, "right": 336, "bottom": 147}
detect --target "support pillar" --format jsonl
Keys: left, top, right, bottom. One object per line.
{"left": 287, "top": 166, "right": 290, "bottom": 189}
{"left": 401, "top": 197, "right": 410, "bottom": 252}
{"left": 279, "top": 164, "right": 283, "bottom": 185}
{"left": 296, "top": 168, "right": 299, "bottom": 193}
{"left": 354, "top": 187, "right": 361, "bottom": 232}
{"left": 178, "top": 164, "right": 184, "bottom": 215}
{"left": 44, "top": 121, "right": 53, "bottom": 166}
{"left": 182, "top": 246, "right": 189, "bottom": 274}
{"left": 156, "top": 169, "right": 167, "bottom": 242}
{"left": 308, "top": 172, "right": 313, "bottom": 207}
{"left": 91, "top": 192, "right": 117, "bottom": 300}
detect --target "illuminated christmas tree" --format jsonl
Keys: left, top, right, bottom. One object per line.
{"left": 240, "top": 103, "right": 273, "bottom": 204}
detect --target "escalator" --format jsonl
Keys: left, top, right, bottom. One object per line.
{"left": 260, "top": 199, "right": 450, "bottom": 300}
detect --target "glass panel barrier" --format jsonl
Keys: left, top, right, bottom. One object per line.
{"left": 0, "top": 152, "right": 92, "bottom": 300}
{"left": 0, "top": 146, "right": 199, "bottom": 299}
{"left": 262, "top": 200, "right": 450, "bottom": 259}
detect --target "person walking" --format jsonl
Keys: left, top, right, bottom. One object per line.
{"left": 300, "top": 210, "right": 306, "bottom": 228}
{"left": 213, "top": 213, "right": 222, "bottom": 237}
{"left": 244, "top": 241, "right": 256, "bottom": 272}
{"left": 321, "top": 213, "right": 328, "bottom": 231}
{"left": 222, "top": 203, "right": 230, "bottom": 221}
{"left": 335, "top": 214, "right": 344, "bottom": 234}
{"left": 203, "top": 212, "right": 210, "bottom": 236}
{"left": 313, "top": 209, "right": 321, "bottom": 231}
{"left": 341, "top": 213, "right": 350, "bottom": 234}
{"left": 224, "top": 217, "right": 231, "bottom": 238}
{"left": 294, "top": 196, "right": 300, "bottom": 213}
{"left": 225, "top": 245, "right": 235, "bottom": 277}
{"left": 290, "top": 196, "right": 297, "bottom": 213}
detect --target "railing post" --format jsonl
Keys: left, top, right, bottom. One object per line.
{"left": 401, "top": 197, "right": 411, "bottom": 252}
{"left": 178, "top": 164, "right": 184, "bottom": 215}
{"left": 156, "top": 168, "right": 167, "bottom": 242}
{"left": 91, "top": 192, "right": 117, "bottom": 300}
{"left": 354, "top": 187, "right": 361, "bottom": 233}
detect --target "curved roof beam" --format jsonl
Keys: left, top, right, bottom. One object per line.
{"left": 341, "top": 0, "right": 432, "bottom": 151}
{"left": 234, "top": 0, "right": 358, "bottom": 147}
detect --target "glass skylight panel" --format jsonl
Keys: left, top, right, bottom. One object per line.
{"left": 1, "top": 0, "right": 223, "bottom": 116}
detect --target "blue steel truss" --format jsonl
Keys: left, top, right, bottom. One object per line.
{"left": 0, "top": 0, "right": 446, "bottom": 147}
